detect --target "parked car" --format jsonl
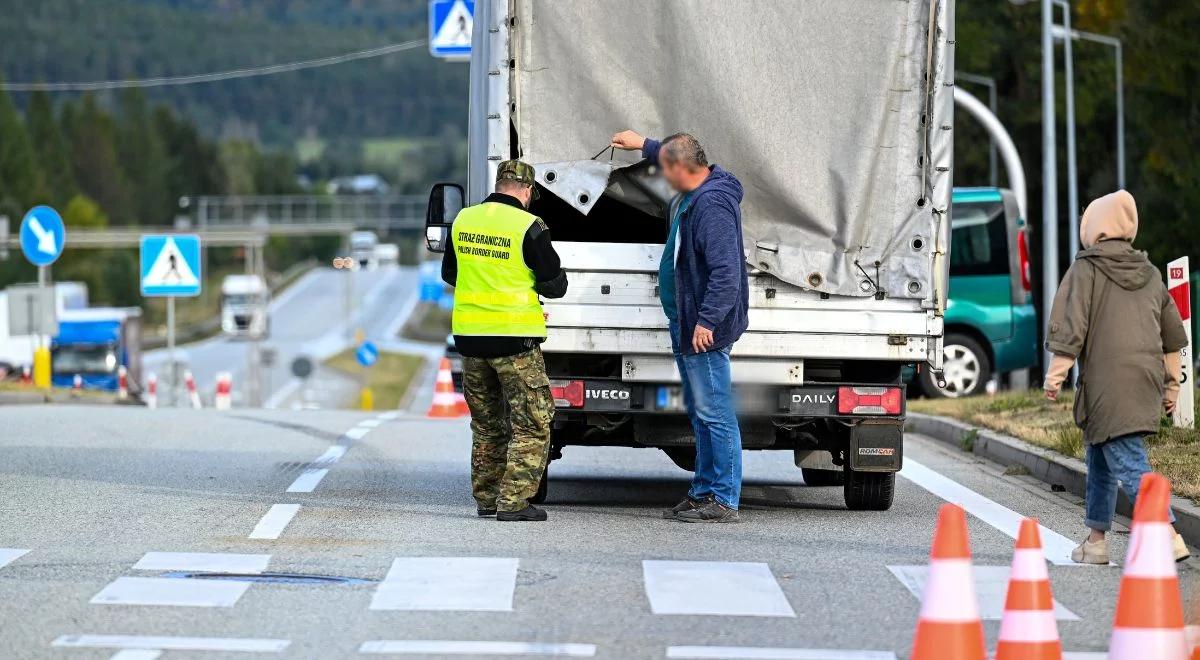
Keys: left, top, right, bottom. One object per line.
{"left": 916, "top": 186, "right": 1038, "bottom": 397}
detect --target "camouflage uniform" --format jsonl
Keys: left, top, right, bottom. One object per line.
{"left": 463, "top": 347, "right": 554, "bottom": 512}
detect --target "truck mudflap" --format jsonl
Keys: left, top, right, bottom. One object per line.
{"left": 849, "top": 419, "right": 904, "bottom": 472}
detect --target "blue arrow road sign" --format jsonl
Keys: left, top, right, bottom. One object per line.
{"left": 429, "top": 0, "right": 474, "bottom": 59}
{"left": 356, "top": 341, "right": 380, "bottom": 368}
{"left": 140, "top": 234, "right": 202, "bottom": 297}
{"left": 19, "top": 206, "right": 66, "bottom": 266}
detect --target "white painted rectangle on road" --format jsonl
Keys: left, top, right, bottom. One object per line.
{"left": 110, "top": 651, "right": 163, "bottom": 660}
{"left": 378, "top": 411, "right": 399, "bottom": 421}
{"left": 249, "top": 504, "right": 301, "bottom": 540}
{"left": 314, "top": 445, "right": 348, "bottom": 465}
{"left": 899, "top": 458, "right": 1082, "bottom": 565}
{"left": 643, "top": 560, "right": 795, "bottom": 617}
{"left": 287, "top": 468, "right": 329, "bottom": 493}
{"left": 360, "top": 640, "right": 596, "bottom": 656}
{"left": 53, "top": 634, "right": 289, "bottom": 653}
{"left": 133, "top": 552, "right": 270, "bottom": 574}
{"left": 667, "top": 647, "right": 896, "bottom": 660}
{"left": 370, "top": 557, "right": 519, "bottom": 611}
{"left": 888, "top": 565, "right": 1079, "bottom": 620}
{"left": 358, "top": 419, "right": 382, "bottom": 428}
{"left": 91, "top": 577, "right": 251, "bottom": 607}
{"left": 0, "top": 548, "right": 29, "bottom": 569}
{"left": 345, "top": 426, "right": 371, "bottom": 440}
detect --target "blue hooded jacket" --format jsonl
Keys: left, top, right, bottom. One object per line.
{"left": 644, "top": 138, "right": 750, "bottom": 354}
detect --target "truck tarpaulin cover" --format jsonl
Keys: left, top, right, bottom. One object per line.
{"left": 513, "top": 0, "right": 946, "bottom": 299}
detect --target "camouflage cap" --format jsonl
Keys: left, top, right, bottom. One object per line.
{"left": 496, "top": 159, "right": 539, "bottom": 199}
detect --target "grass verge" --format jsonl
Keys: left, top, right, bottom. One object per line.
{"left": 909, "top": 389, "right": 1200, "bottom": 502}
{"left": 324, "top": 349, "right": 426, "bottom": 411}
{"left": 400, "top": 301, "right": 452, "bottom": 343}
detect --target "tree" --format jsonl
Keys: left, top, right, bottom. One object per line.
{"left": 62, "top": 194, "right": 109, "bottom": 229}
{"left": 66, "top": 94, "right": 131, "bottom": 222}
{"left": 0, "top": 80, "right": 42, "bottom": 218}
{"left": 117, "top": 89, "right": 172, "bottom": 225}
{"left": 26, "top": 89, "right": 76, "bottom": 207}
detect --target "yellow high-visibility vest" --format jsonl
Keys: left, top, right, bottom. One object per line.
{"left": 451, "top": 202, "right": 547, "bottom": 337}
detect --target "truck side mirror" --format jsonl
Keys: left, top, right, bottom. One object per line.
{"left": 425, "top": 183, "right": 465, "bottom": 253}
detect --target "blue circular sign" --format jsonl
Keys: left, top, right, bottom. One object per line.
{"left": 356, "top": 341, "right": 379, "bottom": 368}
{"left": 19, "top": 205, "right": 66, "bottom": 266}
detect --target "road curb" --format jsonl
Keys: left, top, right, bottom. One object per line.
{"left": 907, "top": 412, "right": 1200, "bottom": 548}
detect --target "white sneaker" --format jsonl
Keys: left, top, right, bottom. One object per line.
{"left": 1175, "top": 533, "right": 1190, "bottom": 562}
{"left": 1072, "top": 537, "right": 1110, "bottom": 564}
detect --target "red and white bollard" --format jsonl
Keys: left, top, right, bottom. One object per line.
{"left": 185, "top": 370, "right": 202, "bottom": 409}
{"left": 72, "top": 374, "right": 83, "bottom": 396}
{"left": 214, "top": 372, "right": 233, "bottom": 410}
{"left": 146, "top": 373, "right": 158, "bottom": 409}
{"left": 117, "top": 365, "right": 129, "bottom": 400}
{"left": 19, "top": 366, "right": 31, "bottom": 387}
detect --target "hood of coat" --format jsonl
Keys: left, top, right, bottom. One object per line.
{"left": 693, "top": 165, "right": 744, "bottom": 207}
{"left": 1077, "top": 240, "right": 1156, "bottom": 291}
{"left": 1080, "top": 189, "right": 1138, "bottom": 248}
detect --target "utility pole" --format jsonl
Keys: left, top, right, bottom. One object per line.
{"left": 1057, "top": 1, "right": 1080, "bottom": 263}
{"left": 1040, "top": 0, "right": 1058, "bottom": 370}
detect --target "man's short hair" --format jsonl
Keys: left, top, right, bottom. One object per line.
{"left": 660, "top": 133, "right": 708, "bottom": 170}
{"left": 496, "top": 178, "right": 532, "bottom": 195}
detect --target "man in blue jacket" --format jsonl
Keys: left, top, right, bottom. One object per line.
{"left": 612, "top": 129, "right": 750, "bottom": 523}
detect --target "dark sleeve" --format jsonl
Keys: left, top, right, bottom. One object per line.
{"left": 641, "top": 138, "right": 661, "bottom": 163}
{"left": 440, "top": 232, "right": 457, "bottom": 286}
{"left": 694, "top": 198, "right": 744, "bottom": 330}
{"left": 1161, "top": 286, "right": 1189, "bottom": 353}
{"left": 523, "top": 220, "right": 568, "bottom": 299}
{"left": 1044, "top": 260, "right": 1093, "bottom": 357}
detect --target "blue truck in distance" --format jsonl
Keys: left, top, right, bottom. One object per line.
{"left": 51, "top": 308, "right": 143, "bottom": 394}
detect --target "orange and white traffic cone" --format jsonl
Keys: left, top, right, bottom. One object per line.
{"left": 185, "top": 371, "right": 202, "bottom": 410}
{"left": 117, "top": 366, "right": 129, "bottom": 400}
{"left": 455, "top": 390, "right": 471, "bottom": 417}
{"left": 145, "top": 373, "right": 158, "bottom": 409}
{"left": 426, "top": 358, "right": 464, "bottom": 418}
{"left": 911, "top": 503, "right": 986, "bottom": 660}
{"left": 996, "top": 518, "right": 1062, "bottom": 660}
{"left": 214, "top": 372, "right": 233, "bottom": 410}
{"left": 1110, "top": 473, "right": 1188, "bottom": 660}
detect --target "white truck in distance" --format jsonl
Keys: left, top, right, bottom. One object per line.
{"left": 426, "top": 0, "right": 956, "bottom": 510}
{"left": 220, "top": 275, "right": 269, "bottom": 339}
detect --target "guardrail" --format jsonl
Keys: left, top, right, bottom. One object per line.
{"left": 188, "top": 194, "right": 427, "bottom": 234}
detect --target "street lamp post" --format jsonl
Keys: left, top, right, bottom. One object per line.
{"left": 1055, "top": 1, "right": 1081, "bottom": 263}
{"left": 957, "top": 72, "right": 1001, "bottom": 187}
{"left": 1039, "top": 0, "right": 1058, "bottom": 370}
{"left": 1052, "top": 25, "right": 1126, "bottom": 190}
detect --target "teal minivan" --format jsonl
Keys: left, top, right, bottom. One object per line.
{"left": 916, "top": 187, "right": 1038, "bottom": 397}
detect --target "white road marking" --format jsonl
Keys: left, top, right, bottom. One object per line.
{"left": 91, "top": 576, "right": 251, "bottom": 607}
{"left": 345, "top": 426, "right": 371, "bottom": 440}
{"left": 370, "top": 557, "right": 519, "bottom": 611}
{"left": 358, "top": 419, "right": 382, "bottom": 428}
{"left": 899, "top": 457, "right": 1082, "bottom": 566}
{"left": 378, "top": 411, "right": 399, "bottom": 421}
{"left": 287, "top": 468, "right": 329, "bottom": 493}
{"left": 109, "top": 650, "right": 163, "bottom": 660}
{"left": 642, "top": 560, "right": 795, "bottom": 617}
{"left": 666, "top": 647, "right": 896, "bottom": 660}
{"left": 133, "top": 552, "right": 270, "bottom": 574}
{"left": 360, "top": 640, "right": 596, "bottom": 656}
{"left": 887, "top": 565, "right": 1080, "bottom": 620}
{"left": 314, "top": 445, "right": 348, "bottom": 465}
{"left": 0, "top": 548, "right": 29, "bottom": 569}
{"left": 53, "top": 634, "right": 289, "bottom": 653}
{"left": 248, "top": 504, "right": 302, "bottom": 540}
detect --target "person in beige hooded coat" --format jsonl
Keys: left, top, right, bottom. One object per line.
{"left": 1043, "top": 190, "right": 1190, "bottom": 563}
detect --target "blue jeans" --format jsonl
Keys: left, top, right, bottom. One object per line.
{"left": 669, "top": 319, "right": 743, "bottom": 509}
{"left": 1085, "top": 433, "right": 1175, "bottom": 531}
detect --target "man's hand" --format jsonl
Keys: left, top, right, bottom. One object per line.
{"left": 1165, "top": 397, "right": 1177, "bottom": 414}
{"left": 1044, "top": 387, "right": 1059, "bottom": 402}
{"left": 692, "top": 325, "right": 714, "bottom": 353}
{"left": 611, "top": 130, "right": 645, "bottom": 152}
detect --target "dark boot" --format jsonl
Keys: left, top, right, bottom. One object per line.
{"left": 675, "top": 500, "right": 740, "bottom": 523}
{"left": 477, "top": 507, "right": 497, "bottom": 517}
{"left": 662, "top": 496, "right": 708, "bottom": 519}
{"left": 497, "top": 505, "right": 548, "bottom": 521}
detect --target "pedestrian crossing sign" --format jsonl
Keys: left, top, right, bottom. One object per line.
{"left": 140, "top": 234, "right": 202, "bottom": 297}
{"left": 429, "top": 0, "right": 474, "bottom": 59}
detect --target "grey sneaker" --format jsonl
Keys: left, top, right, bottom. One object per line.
{"left": 1071, "top": 537, "right": 1109, "bottom": 565}
{"left": 675, "top": 500, "right": 740, "bottom": 523}
{"left": 663, "top": 496, "right": 708, "bottom": 519}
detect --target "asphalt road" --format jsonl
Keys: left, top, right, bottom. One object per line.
{"left": 143, "top": 266, "right": 420, "bottom": 409}
{"left": 1, "top": 405, "right": 1192, "bottom": 659}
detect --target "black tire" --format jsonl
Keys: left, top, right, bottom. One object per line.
{"left": 801, "top": 467, "right": 845, "bottom": 487}
{"left": 530, "top": 469, "right": 548, "bottom": 504}
{"left": 662, "top": 447, "right": 697, "bottom": 472}
{"left": 843, "top": 468, "right": 895, "bottom": 510}
{"left": 919, "top": 332, "right": 992, "bottom": 398}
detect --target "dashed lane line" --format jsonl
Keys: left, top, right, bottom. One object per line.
{"left": 899, "top": 457, "right": 1082, "bottom": 566}
{"left": 109, "top": 651, "right": 163, "bottom": 660}
{"left": 90, "top": 577, "right": 251, "bottom": 608}
{"left": 0, "top": 548, "right": 29, "bottom": 569}
{"left": 370, "top": 557, "right": 519, "bottom": 612}
{"left": 642, "top": 560, "right": 795, "bottom": 617}
{"left": 887, "top": 565, "right": 1080, "bottom": 620}
{"left": 132, "top": 552, "right": 270, "bottom": 574}
{"left": 248, "top": 504, "right": 302, "bottom": 540}
{"left": 359, "top": 641, "right": 596, "bottom": 656}
{"left": 286, "top": 468, "right": 330, "bottom": 493}
{"left": 52, "top": 635, "right": 289, "bottom": 653}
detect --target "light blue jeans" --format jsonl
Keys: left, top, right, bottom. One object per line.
{"left": 669, "top": 319, "right": 743, "bottom": 509}
{"left": 1085, "top": 433, "right": 1175, "bottom": 531}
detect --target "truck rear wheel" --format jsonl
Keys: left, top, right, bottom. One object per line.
{"left": 843, "top": 468, "right": 895, "bottom": 510}
{"left": 801, "top": 467, "right": 845, "bottom": 487}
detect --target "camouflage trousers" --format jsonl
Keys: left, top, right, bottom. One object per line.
{"left": 462, "top": 347, "right": 553, "bottom": 512}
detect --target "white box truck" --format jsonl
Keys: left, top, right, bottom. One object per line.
{"left": 425, "top": 0, "right": 956, "bottom": 510}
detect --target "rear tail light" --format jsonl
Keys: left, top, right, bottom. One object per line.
{"left": 1017, "top": 229, "right": 1032, "bottom": 293}
{"left": 550, "top": 380, "right": 584, "bottom": 408}
{"left": 837, "top": 386, "right": 902, "bottom": 415}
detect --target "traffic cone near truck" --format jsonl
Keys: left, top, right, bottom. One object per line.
{"left": 426, "top": 358, "right": 464, "bottom": 418}
{"left": 910, "top": 503, "right": 986, "bottom": 660}
{"left": 995, "top": 518, "right": 1062, "bottom": 660}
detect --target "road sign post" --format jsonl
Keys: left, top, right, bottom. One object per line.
{"left": 356, "top": 341, "right": 379, "bottom": 411}
{"left": 1168, "top": 257, "right": 1193, "bottom": 429}
{"left": 141, "top": 234, "right": 202, "bottom": 406}
{"left": 19, "top": 206, "right": 66, "bottom": 388}
{"left": 429, "top": 0, "right": 474, "bottom": 60}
